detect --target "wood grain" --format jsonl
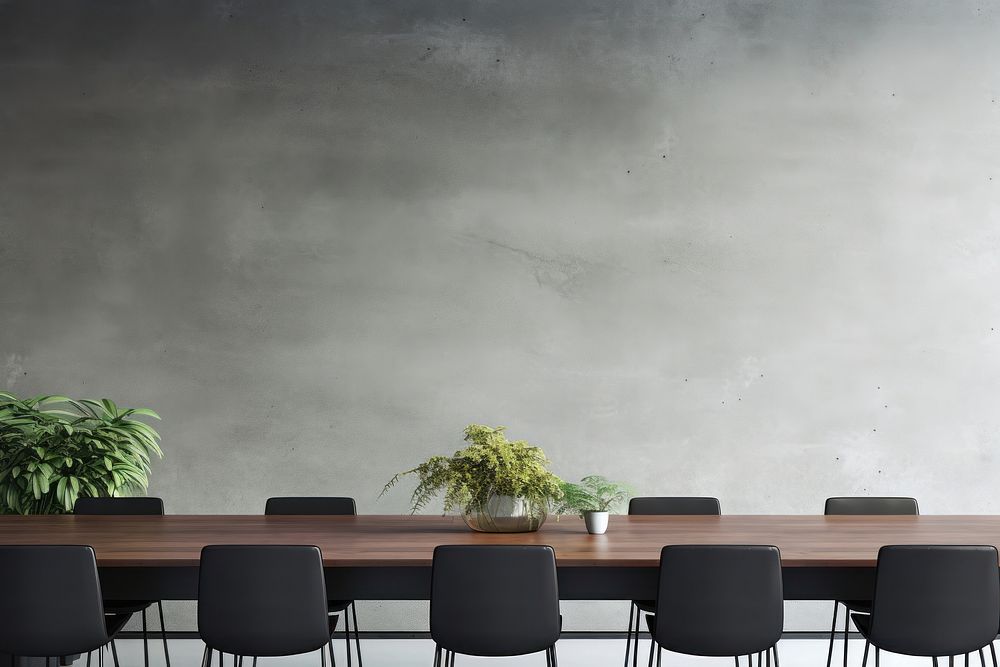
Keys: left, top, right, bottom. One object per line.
{"left": 2, "top": 514, "right": 1000, "bottom": 568}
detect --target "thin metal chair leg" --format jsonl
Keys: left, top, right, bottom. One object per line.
{"left": 254, "top": 659, "right": 259, "bottom": 667}
{"left": 625, "top": 603, "right": 635, "bottom": 667}
{"left": 351, "top": 603, "right": 363, "bottom": 667}
{"left": 546, "top": 647, "right": 552, "bottom": 667}
{"left": 633, "top": 609, "right": 642, "bottom": 667}
{"left": 934, "top": 658, "right": 940, "bottom": 667}
{"left": 434, "top": 644, "right": 442, "bottom": 667}
{"left": 827, "top": 602, "right": 839, "bottom": 667}
{"left": 551, "top": 646, "right": 559, "bottom": 667}
{"left": 767, "top": 647, "right": 772, "bottom": 667}
{"left": 99, "top": 645, "right": 104, "bottom": 667}
{"left": 329, "top": 639, "right": 336, "bottom": 667}
{"left": 773, "top": 645, "right": 780, "bottom": 667}
{"left": 647, "top": 637, "right": 656, "bottom": 667}
{"left": 206, "top": 648, "right": 213, "bottom": 667}
{"left": 200, "top": 646, "right": 209, "bottom": 667}
{"left": 844, "top": 604, "right": 850, "bottom": 667}
{"left": 158, "top": 601, "right": 171, "bottom": 667}
{"left": 862, "top": 641, "right": 870, "bottom": 667}
{"left": 344, "top": 607, "right": 353, "bottom": 667}
{"left": 88, "top": 653, "right": 93, "bottom": 667}
{"left": 111, "top": 640, "right": 121, "bottom": 667}
{"left": 991, "top": 644, "right": 998, "bottom": 667}
{"left": 735, "top": 658, "right": 740, "bottom": 667}
{"left": 876, "top": 647, "right": 880, "bottom": 667}
{"left": 142, "top": 607, "right": 150, "bottom": 667}
{"left": 321, "top": 644, "right": 327, "bottom": 667}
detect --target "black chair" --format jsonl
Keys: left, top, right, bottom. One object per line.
{"left": 645, "top": 545, "right": 784, "bottom": 667}
{"left": 624, "top": 497, "right": 722, "bottom": 667}
{"left": 851, "top": 545, "right": 1000, "bottom": 667}
{"left": 264, "top": 497, "right": 363, "bottom": 667}
{"left": 824, "top": 497, "right": 919, "bottom": 667}
{"left": 0, "top": 545, "right": 131, "bottom": 665}
{"left": 75, "top": 496, "right": 170, "bottom": 667}
{"left": 430, "top": 545, "right": 561, "bottom": 666}
{"left": 198, "top": 545, "right": 339, "bottom": 666}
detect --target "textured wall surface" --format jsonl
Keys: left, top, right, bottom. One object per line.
{"left": 2, "top": 0, "right": 999, "bottom": 631}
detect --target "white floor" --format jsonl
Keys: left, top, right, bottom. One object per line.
{"left": 106, "top": 639, "right": 968, "bottom": 667}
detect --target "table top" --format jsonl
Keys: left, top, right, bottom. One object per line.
{"left": 2, "top": 514, "right": 1000, "bottom": 567}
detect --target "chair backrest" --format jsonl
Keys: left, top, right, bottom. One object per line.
{"left": 264, "top": 497, "right": 357, "bottom": 515}
{"left": 867, "top": 545, "right": 1000, "bottom": 656}
{"left": 629, "top": 497, "right": 721, "bottom": 515}
{"left": 653, "top": 545, "right": 783, "bottom": 657}
{"left": 431, "top": 545, "right": 561, "bottom": 656}
{"left": 0, "top": 545, "right": 110, "bottom": 656}
{"left": 75, "top": 496, "right": 165, "bottom": 515}
{"left": 824, "top": 497, "right": 918, "bottom": 515}
{"left": 198, "top": 545, "right": 332, "bottom": 657}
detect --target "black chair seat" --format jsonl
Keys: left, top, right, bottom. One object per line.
{"left": 850, "top": 613, "right": 871, "bottom": 637}
{"left": 633, "top": 600, "right": 655, "bottom": 613}
{"left": 841, "top": 600, "right": 872, "bottom": 613}
{"left": 104, "top": 600, "right": 154, "bottom": 614}
{"left": 106, "top": 613, "right": 134, "bottom": 639}
{"left": 852, "top": 546, "right": 1000, "bottom": 660}
{"left": 198, "top": 545, "right": 338, "bottom": 660}
{"left": 328, "top": 600, "right": 353, "bottom": 613}
{"left": 430, "top": 545, "right": 561, "bottom": 659}
{"left": 0, "top": 545, "right": 124, "bottom": 658}
{"left": 648, "top": 546, "right": 784, "bottom": 659}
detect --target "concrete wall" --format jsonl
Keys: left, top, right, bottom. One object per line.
{"left": 2, "top": 0, "right": 999, "bottom": 632}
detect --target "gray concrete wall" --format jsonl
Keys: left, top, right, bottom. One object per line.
{"left": 2, "top": 0, "right": 999, "bottom": 632}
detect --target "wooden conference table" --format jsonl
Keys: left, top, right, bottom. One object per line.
{"left": 2, "top": 514, "right": 999, "bottom": 601}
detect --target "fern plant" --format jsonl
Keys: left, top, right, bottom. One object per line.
{"left": 381, "top": 424, "right": 564, "bottom": 514}
{"left": 555, "top": 475, "right": 631, "bottom": 514}
{"left": 0, "top": 392, "right": 163, "bottom": 514}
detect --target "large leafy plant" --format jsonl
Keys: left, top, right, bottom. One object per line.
{"left": 381, "top": 424, "right": 564, "bottom": 514}
{"left": 0, "top": 392, "right": 163, "bottom": 514}
{"left": 555, "top": 475, "right": 631, "bottom": 514}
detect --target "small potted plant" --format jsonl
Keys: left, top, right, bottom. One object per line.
{"left": 0, "top": 393, "right": 163, "bottom": 514}
{"left": 381, "top": 424, "right": 564, "bottom": 533}
{"left": 555, "top": 475, "right": 631, "bottom": 534}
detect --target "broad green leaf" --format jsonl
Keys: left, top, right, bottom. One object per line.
{"left": 126, "top": 408, "right": 161, "bottom": 420}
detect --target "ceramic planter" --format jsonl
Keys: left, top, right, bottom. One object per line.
{"left": 583, "top": 510, "right": 609, "bottom": 534}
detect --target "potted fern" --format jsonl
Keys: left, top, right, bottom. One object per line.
{"left": 381, "top": 424, "right": 564, "bottom": 533}
{"left": 0, "top": 393, "right": 163, "bottom": 514}
{"left": 555, "top": 475, "right": 631, "bottom": 534}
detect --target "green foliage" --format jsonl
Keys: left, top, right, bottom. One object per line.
{"left": 0, "top": 392, "right": 163, "bottom": 514}
{"left": 555, "top": 475, "right": 631, "bottom": 514}
{"left": 381, "top": 424, "right": 564, "bottom": 514}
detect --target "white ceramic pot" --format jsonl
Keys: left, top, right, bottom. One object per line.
{"left": 583, "top": 510, "right": 609, "bottom": 534}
